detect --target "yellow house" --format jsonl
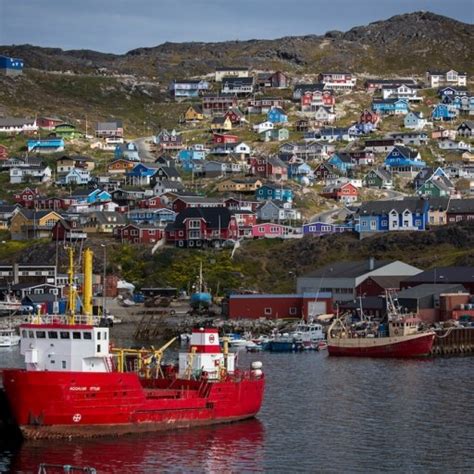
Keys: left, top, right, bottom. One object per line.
{"left": 428, "top": 198, "right": 449, "bottom": 226}
{"left": 184, "top": 105, "right": 204, "bottom": 122}
{"left": 217, "top": 178, "right": 263, "bottom": 193}
{"left": 10, "top": 209, "right": 62, "bottom": 240}
{"left": 211, "top": 116, "right": 232, "bottom": 132}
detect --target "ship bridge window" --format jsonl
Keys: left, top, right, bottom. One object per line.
{"left": 83, "top": 332, "right": 92, "bottom": 340}
{"left": 97, "top": 332, "right": 101, "bottom": 340}
{"left": 72, "top": 332, "right": 81, "bottom": 340}
{"left": 22, "top": 330, "right": 27, "bottom": 338}
{"left": 36, "top": 331, "right": 46, "bottom": 339}
{"left": 104, "top": 332, "right": 107, "bottom": 340}
{"left": 60, "top": 332, "right": 70, "bottom": 339}
{"left": 29, "top": 331, "right": 34, "bottom": 338}
{"left": 48, "top": 331, "right": 58, "bottom": 339}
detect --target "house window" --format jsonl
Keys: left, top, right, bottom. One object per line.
{"left": 189, "top": 220, "right": 201, "bottom": 229}
{"left": 264, "top": 307, "right": 272, "bottom": 315}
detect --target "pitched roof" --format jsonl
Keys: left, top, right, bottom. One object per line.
{"left": 426, "top": 197, "right": 450, "bottom": 211}
{"left": 447, "top": 198, "right": 474, "bottom": 214}
{"left": 0, "top": 117, "right": 35, "bottom": 127}
{"left": 96, "top": 120, "right": 123, "bottom": 130}
{"left": 397, "top": 283, "right": 467, "bottom": 300}
{"left": 172, "top": 207, "right": 233, "bottom": 229}
{"left": 302, "top": 260, "right": 394, "bottom": 279}
{"left": 18, "top": 209, "right": 58, "bottom": 220}
{"left": 404, "top": 267, "right": 474, "bottom": 284}
{"left": 366, "top": 275, "right": 407, "bottom": 289}
{"left": 391, "top": 145, "right": 419, "bottom": 159}
{"left": 357, "top": 198, "right": 428, "bottom": 216}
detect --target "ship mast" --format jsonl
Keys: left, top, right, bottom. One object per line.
{"left": 66, "top": 246, "right": 76, "bottom": 325}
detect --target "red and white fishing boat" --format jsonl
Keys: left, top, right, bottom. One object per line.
{"left": 327, "top": 293, "right": 435, "bottom": 358}
{"left": 0, "top": 249, "right": 265, "bottom": 439}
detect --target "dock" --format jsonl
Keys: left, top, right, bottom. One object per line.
{"left": 431, "top": 327, "right": 474, "bottom": 356}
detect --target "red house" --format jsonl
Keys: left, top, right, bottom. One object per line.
{"left": 231, "top": 210, "right": 257, "bottom": 237}
{"left": 249, "top": 156, "right": 288, "bottom": 182}
{"left": 213, "top": 133, "right": 239, "bottom": 144}
{"left": 202, "top": 95, "right": 238, "bottom": 115}
{"left": 300, "top": 90, "right": 335, "bottom": 111}
{"left": 37, "top": 117, "right": 64, "bottom": 130}
{"left": 359, "top": 109, "right": 380, "bottom": 125}
{"left": 165, "top": 207, "right": 238, "bottom": 248}
{"left": 14, "top": 187, "right": 41, "bottom": 207}
{"left": 116, "top": 224, "right": 163, "bottom": 244}
{"left": 320, "top": 182, "right": 359, "bottom": 203}
{"left": 227, "top": 293, "right": 333, "bottom": 320}
{"left": 0, "top": 144, "right": 8, "bottom": 160}
{"left": 138, "top": 195, "right": 166, "bottom": 209}
{"left": 224, "top": 108, "right": 245, "bottom": 125}
{"left": 52, "top": 219, "right": 87, "bottom": 241}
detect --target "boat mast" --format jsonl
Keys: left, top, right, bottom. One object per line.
{"left": 66, "top": 246, "right": 77, "bottom": 325}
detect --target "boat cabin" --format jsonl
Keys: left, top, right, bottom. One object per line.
{"left": 178, "top": 327, "right": 235, "bottom": 380}
{"left": 388, "top": 317, "right": 421, "bottom": 337}
{"left": 20, "top": 322, "right": 111, "bottom": 372}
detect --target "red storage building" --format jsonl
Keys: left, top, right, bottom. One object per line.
{"left": 227, "top": 293, "right": 333, "bottom": 320}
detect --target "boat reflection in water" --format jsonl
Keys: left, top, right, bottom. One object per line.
{"left": 11, "top": 419, "right": 265, "bottom": 472}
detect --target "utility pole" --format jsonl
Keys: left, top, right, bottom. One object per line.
{"left": 101, "top": 244, "right": 107, "bottom": 317}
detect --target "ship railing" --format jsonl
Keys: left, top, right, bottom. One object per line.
{"left": 25, "top": 314, "right": 101, "bottom": 326}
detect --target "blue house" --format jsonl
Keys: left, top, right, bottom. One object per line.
{"left": 328, "top": 152, "right": 356, "bottom": 173}
{"left": 115, "top": 142, "right": 140, "bottom": 161}
{"left": 355, "top": 198, "right": 429, "bottom": 236}
{"left": 384, "top": 146, "right": 426, "bottom": 174}
{"left": 303, "top": 221, "right": 353, "bottom": 237}
{"left": 177, "top": 148, "right": 206, "bottom": 172}
{"left": 288, "top": 162, "right": 313, "bottom": 182}
{"left": 267, "top": 107, "right": 288, "bottom": 124}
{"left": 372, "top": 99, "right": 409, "bottom": 115}
{"left": 126, "top": 163, "right": 160, "bottom": 186}
{"left": 27, "top": 138, "right": 64, "bottom": 153}
{"left": 432, "top": 103, "right": 458, "bottom": 121}
{"left": 127, "top": 208, "right": 176, "bottom": 225}
{"left": 256, "top": 184, "right": 293, "bottom": 202}
{"left": 0, "top": 55, "right": 24, "bottom": 76}
{"left": 71, "top": 188, "right": 112, "bottom": 205}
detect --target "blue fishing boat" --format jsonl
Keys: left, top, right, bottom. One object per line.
{"left": 190, "top": 262, "right": 212, "bottom": 310}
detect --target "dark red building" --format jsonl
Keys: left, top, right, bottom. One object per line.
{"left": 213, "top": 133, "right": 239, "bottom": 144}
{"left": 116, "top": 224, "right": 163, "bottom": 244}
{"left": 0, "top": 144, "right": 8, "bottom": 160}
{"left": 52, "top": 219, "right": 87, "bottom": 241}
{"left": 356, "top": 275, "right": 407, "bottom": 297}
{"left": 447, "top": 199, "right": 474, "bottom": 223}
{"left": 138, "top": 196, "right": 166, "bottom": 209}
{"left": 227, "top": 293, "right": 333, "bottom": 320}
{"left": 14, "top": 187, "right": 40, "bottom": 207}
{"left": 165, "top": 207, "right": 238, "bottom": 248}
{"left": 202, "top": 95, "right": 238, "bottom": 115}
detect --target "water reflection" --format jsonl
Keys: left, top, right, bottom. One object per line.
{"left": 10, "top": 419, "right": 264, "bottom": 473}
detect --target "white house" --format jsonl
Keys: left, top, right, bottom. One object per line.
{"left": 0, "top": 117, "right": 38, "bottom": 134}
{"left": 253, "top": 121, "right": 274, "bottom": 134}
{"left": 404, "top": 112, "right": 428, "bottom": 130}
{"left": 10, "top": 166, "right": 52, "bottom": 184}
{"left": 427, "top": 70, "right": 467, "bottom": 88}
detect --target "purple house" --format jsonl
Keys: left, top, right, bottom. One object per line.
{"left": 302, "top": 221, "right": 353, "bottom": 236}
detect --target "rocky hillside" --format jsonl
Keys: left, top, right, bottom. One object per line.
{"left": 1, "top": 12, "right": 473, "bottom": 78}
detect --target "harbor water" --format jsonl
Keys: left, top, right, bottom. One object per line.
{"left": 0, "top": 347, "right": 473, "bottom": 472}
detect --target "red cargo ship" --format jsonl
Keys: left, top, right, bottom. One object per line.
{"left": 1, "top": 249, "right": 264, "bottom": 439}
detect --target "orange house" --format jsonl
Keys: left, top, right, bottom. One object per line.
{"left": 107, "top": 159, "right": 136, "bottom": 174}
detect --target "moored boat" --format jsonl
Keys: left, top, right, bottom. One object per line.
{"left": 327, "top": 294, "right": 435, "bottom": 358}
{"left": 0, "top": 249, "right": 265, "bottom": 439}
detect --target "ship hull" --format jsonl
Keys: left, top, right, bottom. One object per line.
{"left": 328, "top": 333, "right": 435, "bottom": 358}
{"left": 1, "top": 370, "right": 264, "bottom": 439}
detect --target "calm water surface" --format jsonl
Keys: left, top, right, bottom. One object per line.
{"left": 0, "top": 346, "right": 473, "bottom": 473}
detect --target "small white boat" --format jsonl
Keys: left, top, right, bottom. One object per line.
{"left": 0, "top": 328, "right": 20, "bottom": 347}
{"left": 290, "top": 322, "right": 325, "bottom": 344}
{"left": 0, "top": 294, "right": 22, "bottom": 313}
{"left": 220, "top": 333, "right": 251, "bottom": 349}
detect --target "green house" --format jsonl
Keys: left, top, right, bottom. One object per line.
{"left": 53, "top": 123, "right": 83, "bottom": 140}
{"left": 363, "top": 167, "right": 392, "bottom": 189}
{"left": 417, "top": 176, "right": 453, "bottom": 197}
